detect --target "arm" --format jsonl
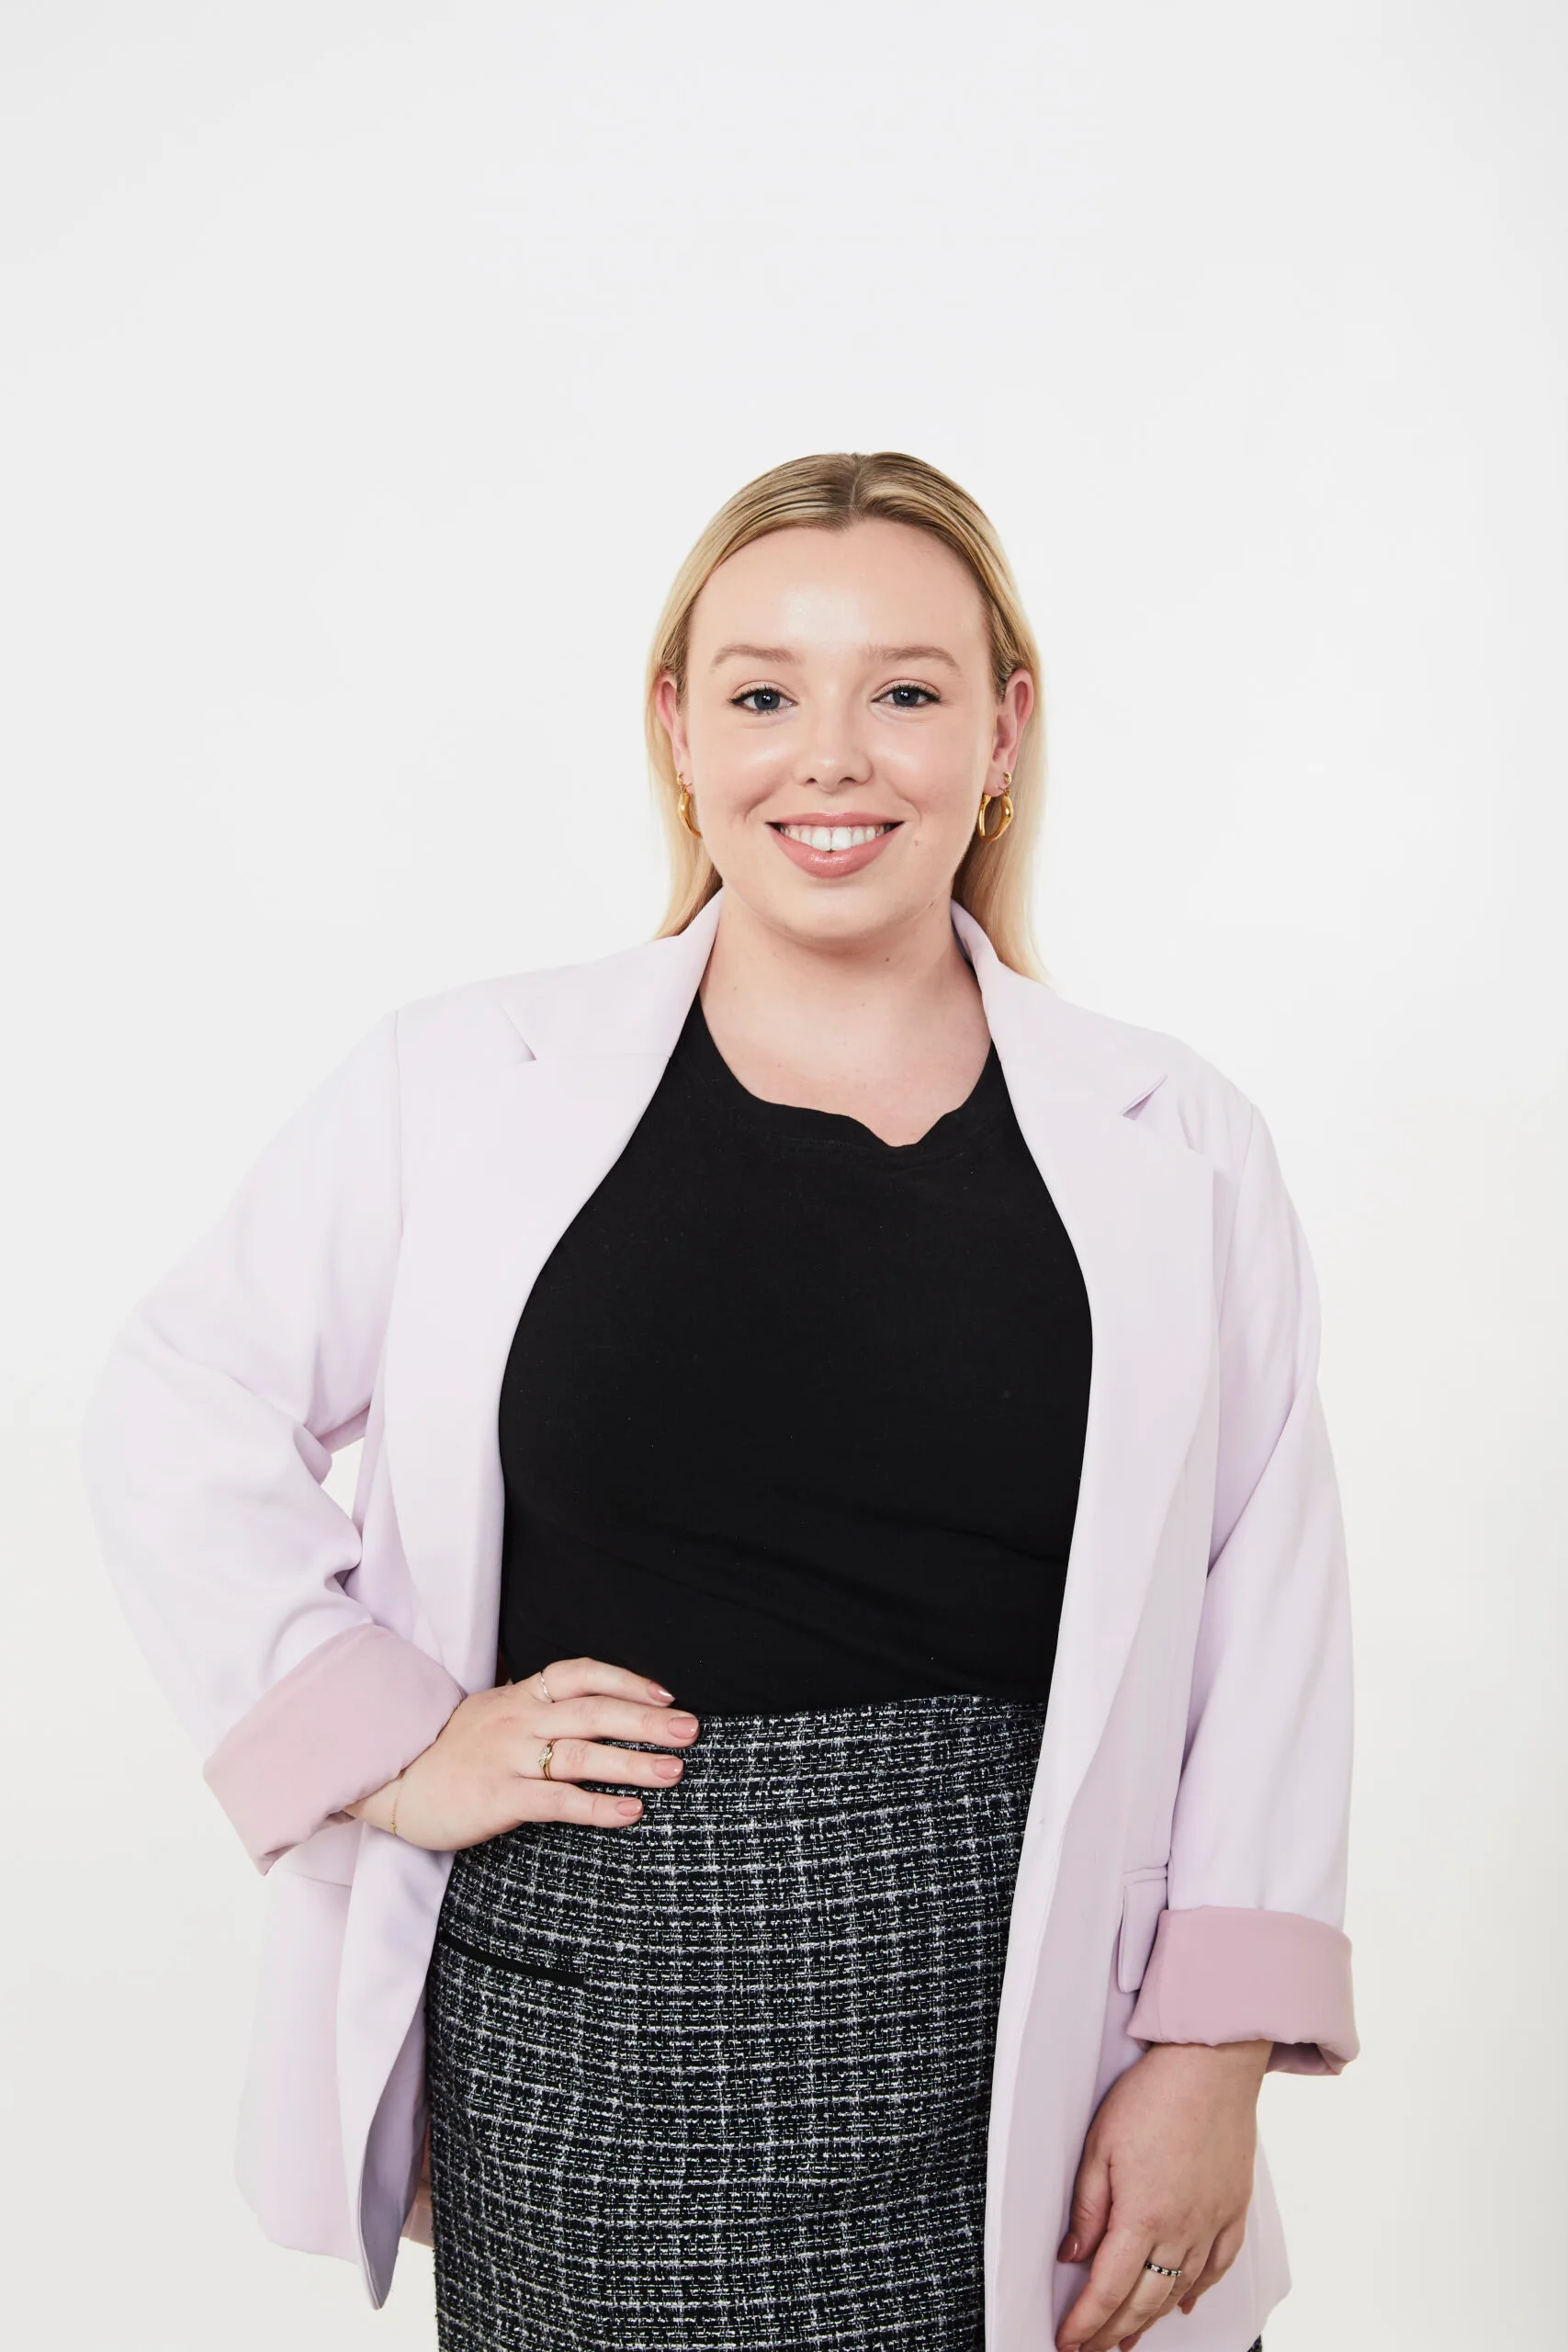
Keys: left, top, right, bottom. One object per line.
{"left": 79, "top": 1010, "right": 466, "bottom": 1875}
{"left": 1128, "top": 1097, "right": 1358, "bottom": 2075}
{"left": 1056, "top": 1098, "right": 1356, "bottom": 2352}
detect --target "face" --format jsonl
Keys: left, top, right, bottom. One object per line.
{"left": 656, "top": 518, "right": 1032, "bottom": 955}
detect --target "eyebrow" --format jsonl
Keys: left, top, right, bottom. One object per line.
{"left": 708, "top": 640, "right": 963, "bottom": 673}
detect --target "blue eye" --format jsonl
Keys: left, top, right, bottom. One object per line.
{"left": 732, "top": 682, "right": 938, "bottom": 714}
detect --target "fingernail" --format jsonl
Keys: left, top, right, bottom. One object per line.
{"left": 646, "top": 1682, "right": 675, "bottom": 1701}
{"left": 616, "top": 1798, "right": 643, "bottom": 1818}
{"left": 670, "top": 1713, "right": 699, "bottom": 1734}
{"left": 654, "top": 1758, "right": 682, "bottom": 1779}
{"left": 1058, "top": 2235, "right": 1080, "bottom": 2262}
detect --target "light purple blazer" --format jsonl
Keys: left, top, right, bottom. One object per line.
{"left": 79, "top": 888, "right": 1356, "bottom": 2350}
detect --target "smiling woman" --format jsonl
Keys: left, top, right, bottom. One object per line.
{"left": 80, "top": 450, "right": 1352, "bottom": 2352}
{"left": 646, "top": 454, "right": 1045, "bottom": 998}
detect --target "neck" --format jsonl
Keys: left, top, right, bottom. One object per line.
{"left": 696, "top": 888, "right": 981, "bottom": 1069}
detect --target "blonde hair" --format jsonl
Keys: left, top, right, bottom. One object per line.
{"left": 643, "top": 450, "right": 1047, "bottom": 979}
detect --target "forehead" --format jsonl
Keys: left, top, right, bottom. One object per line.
{"left": 691, "top": 519, "right": 988, "bottom": 662}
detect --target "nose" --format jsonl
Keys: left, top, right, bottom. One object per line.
{"left": 796, "top": 715, "right": 874, "bottom": 794}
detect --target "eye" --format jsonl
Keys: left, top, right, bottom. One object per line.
{"left": 880, "top": 683, "right": 940, "bottom": 708}
{"left": 731, "top": 685, "right": 792, "bottom": 714}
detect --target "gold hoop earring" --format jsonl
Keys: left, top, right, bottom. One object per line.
{"left": 676, "top": 773, "right": 703, "bottom": 840}
{"left": 976, "top": 771, "right": 1013, "bottom": 843}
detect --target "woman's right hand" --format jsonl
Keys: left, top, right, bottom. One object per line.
{"left": 344, "top": 1655, "right": 700, "bottom": 1850}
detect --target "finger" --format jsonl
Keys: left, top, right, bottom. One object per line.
{"left": 1097, "top": 2267, "right": 1190, "bottom": 2352}
{"left": 1141, "top": 2233, "right": 1211, "bottom": 2334}
{"left": 526, "top": 1734, "right": 691, "bottom": 1791}
{"left": 1058, "top": 2142, "right": 1112, "bottom": 2266}
{"left": 504, "top": 1779, "right": 650, "bottom": 1830}
{"left": 1171, "top": 2223, "right": 1237, "bottom": 2316}
{"left": 1114, "top": 2316, "right": 1187, "bottom": 2352}
{"left": 1177, "top": 2219, "right": 1246, "bottom": 2313}
{"left": 525, "top": 1654, "right": 681, "bottom": 1707}
{"left": 1078, "top": 2273, "right": 1184, "bottom": 2352}
{"left": 1058, "top": 2230, "right": 1159, "bottom": 2351}
{"left": 522, "top": 1690, "right": 702, "bottom": 1750}
{"left": 1059, "top": 2234, "right": 1190, "bottom": 2352}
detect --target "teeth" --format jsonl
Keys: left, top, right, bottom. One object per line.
{"left": 777, "top": 823, "right": 891, "bottom": 851}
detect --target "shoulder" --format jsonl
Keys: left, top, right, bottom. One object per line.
{"left": 1036, "top": 985, "right": 1258, "bottom": 1179}
{"left": 380, "top": 919, "right": 708, "bottom": 1085}
{"left": 368, "top": 971, "right": 539, "bottom": 1147}
{"left": 390, "top": 970, "right": 536, "bottom": 1065}
{"left": 378, "top": 932, "right": 660, "bottom": 1110}
{"left": 1043, "top": 990, "right": 1312, "bottom": 1315}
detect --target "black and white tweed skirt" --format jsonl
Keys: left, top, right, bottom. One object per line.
{"left": 422, "top": 1690, "right": 1051, "bottom": 2351}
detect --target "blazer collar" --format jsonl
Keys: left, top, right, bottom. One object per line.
{"left": 496, "top": 883, "right": 1168, "bottom": 1120}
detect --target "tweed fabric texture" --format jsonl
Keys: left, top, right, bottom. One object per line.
{"left": 423, "top": 1690, "right": 1051, "bottom": 2350}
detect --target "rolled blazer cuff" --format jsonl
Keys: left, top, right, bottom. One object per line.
{"left": 1127, "top": 1904, "right": 1359, "bottom": 2076}
{"left": 201, "top": 1623, "right": 467, "bottom": 1873}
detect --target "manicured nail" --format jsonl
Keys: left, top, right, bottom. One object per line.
{"left": 616, "top": 1798, "right": 643, "bottom": 1817}
{"left": 670, "top": 1713, "right": 699, "bottom": 1735}
{"left": 1058, "top": 2234, "right": 1080, "bottom": 2262}
{"left": 646, "top": 1682, "right": 675, "bottom": 1701}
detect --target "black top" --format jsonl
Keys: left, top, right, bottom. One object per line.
{"left": 496, "top": 989, "right": 1092, "bottom": 1713}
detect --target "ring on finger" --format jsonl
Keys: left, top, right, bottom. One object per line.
{"left": 1143, "top": 2261, "right": 1183, "bottom": 2279}
{"left": 534, "top": 1668, "right": 553, "bottom": 1702}
{"left": 538, "top": 1737, "right": 557, "bottom": 1780}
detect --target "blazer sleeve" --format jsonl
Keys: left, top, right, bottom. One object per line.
{"left": 1127, "top": 1098, "right": 1359, "bottom": 2075}
{"left": 78, "top": 1010, "right": 467, "bottom": 1875}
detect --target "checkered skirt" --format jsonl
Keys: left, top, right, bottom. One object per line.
{"left": 423, "top": 1690, "right": 1051, "bottom": 2351}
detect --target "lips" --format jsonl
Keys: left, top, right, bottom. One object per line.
{"left": 767, "top": 817, "right": 902, "bottom": 877}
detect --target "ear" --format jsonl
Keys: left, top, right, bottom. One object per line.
{"left": 653, "top": 670, "right": 689, "bottom": 771}
{"left": 993, "top": 666, "right": 1034, "bottom": 770}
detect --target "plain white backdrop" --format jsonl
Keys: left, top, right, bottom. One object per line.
{"left": 3, "top": 4, "right": 1562, "bottom": 2345}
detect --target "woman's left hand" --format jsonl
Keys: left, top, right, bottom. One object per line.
{"left": 1055, "top": 2038, "right": 1272, "bottom": 2352}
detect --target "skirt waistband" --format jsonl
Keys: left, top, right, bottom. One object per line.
{"left": 578, "top": 1688, "right": 1051, "bottom": 1817}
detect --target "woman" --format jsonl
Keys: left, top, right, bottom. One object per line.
{"left": 80, "top": 450, "right": 1356, "bottom": 2352}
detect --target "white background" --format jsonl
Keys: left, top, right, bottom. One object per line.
{"left": 3, "top": 4, "right": 1563, "bottom": 2345}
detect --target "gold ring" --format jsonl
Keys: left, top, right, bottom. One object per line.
{"left": 538, "top": 1738, "right": 557, "bottom": 1780}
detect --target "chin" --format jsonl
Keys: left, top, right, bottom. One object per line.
{"left": 766, "top": 878, "right": 919, "bottom": 947}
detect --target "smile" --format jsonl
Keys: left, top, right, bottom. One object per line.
{"left": 770, "top": 821, "right": 898, "bottom": 852}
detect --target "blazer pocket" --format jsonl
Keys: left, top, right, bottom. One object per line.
{"left": 1117, "top": 1866, "right": 1169, "bottom": 1995}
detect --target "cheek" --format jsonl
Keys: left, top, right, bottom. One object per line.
{"left": 687, "top": 711, "right": 793, "bottom": 805}
{"left": 882, "top": 720, "right": 982, "bottom": 809}
{"left": 891, "top": 765, "right": 985, "bottom": 848}
{"left": 704, "top": 768, "right": 787, "bottom": 841}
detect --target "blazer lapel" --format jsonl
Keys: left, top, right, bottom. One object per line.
{"left": 950, "top": 902, "right": 1217, "bottom": 2053}
{"left": 380, "top": 893, "right": 726, "bottom": 1690}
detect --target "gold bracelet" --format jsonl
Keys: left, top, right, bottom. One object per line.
{"left": 389, "top": 1774, "right": 404, "bottom": 1839}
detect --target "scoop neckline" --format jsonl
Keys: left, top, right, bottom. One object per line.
{"left": 677, "top": 991, "right": 1009, "bottom": 1160}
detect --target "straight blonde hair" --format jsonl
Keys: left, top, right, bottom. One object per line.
{"left": 644, "top": 451, "right": 1048, "bottom": 979}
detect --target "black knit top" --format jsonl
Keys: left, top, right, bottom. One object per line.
{"left": 496, "top": 988, "right": 1091, "bottom": 1713}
